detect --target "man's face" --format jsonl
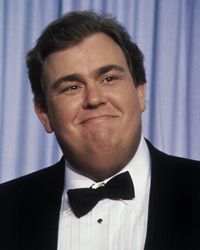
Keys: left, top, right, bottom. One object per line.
{"left": 36, "top": 33, "right": 146, "bottom": 181}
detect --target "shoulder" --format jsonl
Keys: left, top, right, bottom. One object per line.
{"left": 146, "top": 138, "right": 200, "bottom": 170}
{"left": 0, "top": 157, "right": 65, "bottom": 196}
{"left": 0, "top": 158, "right": 65, "bottom": 219}
{"left": 0, "top": 158, "right": 65, "bottom": 244}
{"left": 146, "top": 139, "right": 200, "bottom": 191}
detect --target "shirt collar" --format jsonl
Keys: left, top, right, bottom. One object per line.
{"left": 63, "top": 135, "right": 151, "bottom": 210}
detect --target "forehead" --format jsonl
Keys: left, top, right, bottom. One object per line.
{"left": 42, "top": 33, "right": 129, "bottom": 84}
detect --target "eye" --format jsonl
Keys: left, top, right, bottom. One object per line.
{"left": 105, "top": 76, "right": 114, "bottom": 81}
{"left": 60, "top": 84, "right": 83, "bottom": 94}
{"left": 103, "top": 75, "right": 119, "bottom": 83}
{"left": 65, "top": 85, "right": 79, "bottom": 91}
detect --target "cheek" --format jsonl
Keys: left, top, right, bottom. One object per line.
{"left": 46, "top": 98, "right": 81, "bottom": 131}
{"left": 115, "top": 85, "right": 141, "bottom": 115}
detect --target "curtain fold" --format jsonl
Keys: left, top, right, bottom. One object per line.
{"left": 1, "top": 0, "right": 200, "bottom": 183}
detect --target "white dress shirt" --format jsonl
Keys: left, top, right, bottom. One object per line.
{"left": 57, "top": 136, "right": 151, "bottom": 250}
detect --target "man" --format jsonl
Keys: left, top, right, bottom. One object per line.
{"left": 0, "top": 11, "right": 199, "bottom": 250}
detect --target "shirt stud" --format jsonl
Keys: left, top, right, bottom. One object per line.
{"left": 97, "top": 218, "right": 103, "bottom": 224}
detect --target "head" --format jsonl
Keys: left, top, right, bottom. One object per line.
{"left": 27, "top": 11, "right": 147, "bottom": 181}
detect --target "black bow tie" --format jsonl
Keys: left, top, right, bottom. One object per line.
{"left": 67, "top": 171, "right": 135, "bottom": 218}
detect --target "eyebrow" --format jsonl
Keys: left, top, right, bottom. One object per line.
{"left": 51, "top": 64, "right": 126, "bottom": 90}
{"left": 93, "top": 64, "right": 126, "bottom": 79}
{"left": 51, "top": 74, "right": 82, "bottom": 90}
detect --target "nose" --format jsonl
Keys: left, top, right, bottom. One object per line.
{"left": 83, "top": 84, "right": 106, "bottom": 109}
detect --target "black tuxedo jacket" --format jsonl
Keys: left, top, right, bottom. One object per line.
{"left": 0, "top": 141, "right": 200, "bottom": 250}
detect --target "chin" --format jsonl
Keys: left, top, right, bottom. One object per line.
{"left": 76, "top": 157, "right": 125, "bottom": 181}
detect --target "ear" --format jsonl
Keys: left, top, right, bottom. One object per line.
{"left": 136, "top": 83, "right": 146, "bottom": 112}
{"left": 34, "top": 102, "right": 54, "bottom": 133}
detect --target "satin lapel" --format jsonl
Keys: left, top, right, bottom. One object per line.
{"left": 20, "top": 158, "right": 65, "bottom": 250}
{"left": 144, "top": 141, "right": 181, "bottom": 250}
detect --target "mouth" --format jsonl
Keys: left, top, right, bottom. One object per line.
{"left": 79, "top": 115, "right": 118, "bottom": 124}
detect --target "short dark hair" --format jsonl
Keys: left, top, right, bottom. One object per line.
{"left": 26, "top": 11, "right": 146, "bottom": 108}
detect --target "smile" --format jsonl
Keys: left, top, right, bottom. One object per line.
{"left": 80, "top": 115, "right": 118, "bottom": 124}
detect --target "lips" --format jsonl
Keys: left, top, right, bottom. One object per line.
{"left": 79, "top": 114, "right": 118, "bottom": 124}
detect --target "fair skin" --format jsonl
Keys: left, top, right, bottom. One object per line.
{"left": 35, "top": 32, "right": 146, "bottom": 181}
